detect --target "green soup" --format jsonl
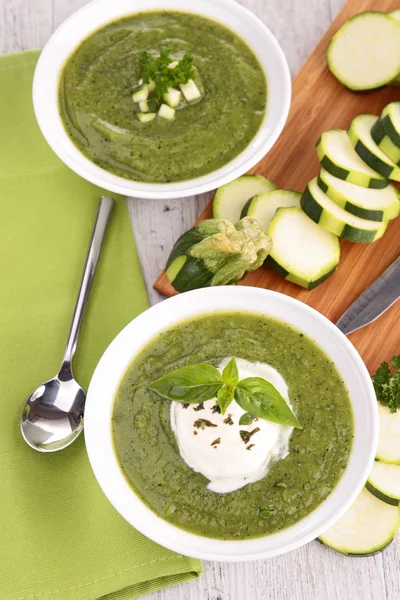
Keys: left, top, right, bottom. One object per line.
{"left": 113, "top": 312, "right": 353, "bottom": 540}
{"left": 58, "top": 11, "right": 267, "bottom": 183}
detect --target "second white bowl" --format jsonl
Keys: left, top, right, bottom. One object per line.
{"left": 32, "top": 0, "right": 291, "bottom": 199}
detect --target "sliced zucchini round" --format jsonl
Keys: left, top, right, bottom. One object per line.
{"left": 212, "top": 175, "right": 277, "bottom": 223}
{"left": 318, "top": 487, "right": 400, "bottom": 556}
{"left": 389, "top": 11, "right": 400, "bottom": 85}
{"left": 326, "top": 12, "right": 400, "bottom": 91}
{"left": 316, "top": 129, "right": 389, "bottom": 189}
{"left": 376, "top": 404, "right": 400, "bottom": 465}
{"left": 348, "top": 114, "right": 400, "bottom": 182}
{"left": 366, "top": 462, "right": 400, "bottom": 506}
{"left": 318, "top": 168, "right": 400, "bottom": 222}
{"left": 241, "top": 190, "right": 301, "bottom": 231}
{"left": 301, "top": 178, "right": 388, "bottom": 243}
{"left": 371, "top": 102, "right": 400, "bottom": 165}
{"left": 265, "top": 206, "right": 340, "bottom": 290}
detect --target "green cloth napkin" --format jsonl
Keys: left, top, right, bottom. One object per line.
{"left": 0, "top": 51, "right": 202, "bottom": 600}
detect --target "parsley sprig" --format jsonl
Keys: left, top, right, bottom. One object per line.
{"left": 372, "top": 356, "right": 400, "bottom": 413}
{"left": 139, "top": 49, "right": 194, "bottom": 100}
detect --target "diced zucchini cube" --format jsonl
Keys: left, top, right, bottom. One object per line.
{"left": 132, "top": 84, "right": 149, "bottom": 103}
{"left": 179, "top": 79, "right": 201, "bottom": 102}
{"left": 137, "top": 112, "right": 156, "bottom": 123}
{"left": 158, "top": 104, "right": 176, "bottom": 120}
{"left": 163, "top": 87, "right": 182, "bottom": 108}
{"left": 139, "top": 101, "right": 149, "bottom": 113}
{"left": 168, "top": 61, "right": 179, "bottom": 69}
{"left": 147, "top": 80, "right": 156, "bottom": 93}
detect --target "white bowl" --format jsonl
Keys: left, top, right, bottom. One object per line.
{"left": 84, "top": 287, "right": 378, "bottom": 561}
{"left": 32, "top": 0, "right": 291, "bottom": 199}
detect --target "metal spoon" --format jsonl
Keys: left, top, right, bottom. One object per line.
{"left": 20, "top": 196, "right": 114, "bottom": 453}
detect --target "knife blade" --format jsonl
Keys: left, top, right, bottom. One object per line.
{"left": 336, "top": 256, "right": 400, "bottom": 335}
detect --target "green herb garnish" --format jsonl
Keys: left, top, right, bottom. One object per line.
{"left": 222, "top": 357, "right": 239, "bottom": 387}
{"left": 212, "top": 404, "right": 221, "bottom": 414}
{"left": 217, "top": 385, "right": 234, "bottom": 415}
{"left": 224, "top": 415, "right": 234, "bottom": 426}
{"left": 240, "top": 428, "right": 260, "bottom": 444}
{"left": 258, "top": 502, "right": 277, "bottom": 518}
{"left": 149, "top": 357, "right": 301, "bottom": 428}
{"left": 239, "top": 413, "right": 257, "bottom": 426}
{"left": 211, "top": 438, "right": 221, "bottom": 446}
{"left": 372, "top": 356, "right": 400, "bottom": 413}
{"left": 193, "top": 402, "right": 205, "bottom": 412}
{"left": 139, "top": 49, "right": 194, "bottom": 100}
{"left": 194, "top": 419, "right": 217, "bottom": 430}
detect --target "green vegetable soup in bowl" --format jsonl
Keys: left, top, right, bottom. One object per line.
{"left": 84, "top": 287, "right": 378, "bottom": 561}
{"left": 32, "top": 0, "right": 291, "bottom": 199}
{"left": 59, "top": 12, "right": 267, "bottom": 184}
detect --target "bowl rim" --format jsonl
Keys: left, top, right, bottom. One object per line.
{"left": 84, "top": 287, "right": 378, "bottom": 561}
{"left": 32, "top": 0, "right": 291, "bottom": 199}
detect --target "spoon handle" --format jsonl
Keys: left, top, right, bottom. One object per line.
{"left": 62, "top": 196, "right": 114, "bottom": 369}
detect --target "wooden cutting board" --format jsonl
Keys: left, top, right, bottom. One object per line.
{"left": 154, "top": 0, "right": 400, "bottom": 374}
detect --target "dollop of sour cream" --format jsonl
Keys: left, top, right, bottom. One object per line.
{"left": 170, "top": 358, "right": 294, "bottom": 494}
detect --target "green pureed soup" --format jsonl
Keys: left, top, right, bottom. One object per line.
{"left": 59, "top": 11, "right": 267, "bottom": 183}
{"left": 113, "top": 312, "right": 353, "bottom": 540}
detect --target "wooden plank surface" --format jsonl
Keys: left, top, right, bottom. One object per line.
{"left": 154, "top": 0, "right": 400, "bottom": 375}
{"left": 2, "top": 1, "right": 399, "bottom": 599}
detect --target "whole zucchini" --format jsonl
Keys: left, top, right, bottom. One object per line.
{"left": 166, "top": 217, "right": 272, "bottom": 292}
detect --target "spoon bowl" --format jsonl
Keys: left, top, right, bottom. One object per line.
{"left": 21, "top": 363, "right": 86, "bottom": 452}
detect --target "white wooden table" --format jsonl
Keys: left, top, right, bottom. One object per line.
{"left": 2, "top": 1, "right": 398, "bottom": 598}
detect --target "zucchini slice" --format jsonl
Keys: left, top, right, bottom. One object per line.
{"left": 158, "top": 104, "right": 175, "bottom": 121}
{"left": 241, "top": 190, "right": 301, "bottom": 231}
{"left": 213, "top": 175, "right": 277, "bottom": 223}
{"left": 389, "top": 11, "right": 400, "bottom": 85}
{"left": 366, "top": 462, "right": 400, "bottom": 506}
{"left": 265, "top": 206, "right": 340, "bottom": 290}
{"left": 179, "top": 79, "right": 201, "bottom": 102}
{"left": 163, "top": 87, "right": 182, "bottom": 108}
{"left": 301, "top": 178, "right": 388, "bottom": 243}
{"left": 318, "top": 488, "right": 400, "bottom": 556}
{"left": 318, "top": 168, "right": 400, "bottom": 222}
{"left": 137, "top": 112, "right": 156, "bottom": 123}
{"left": 138, "top": 101, "right": 149, "bottom": 113}
{"left": 326, "top": 11, "right": 400, "bottom": 91}
{"left": 376, "top": 404, "right": 400, "bottom": 465}
{"left": 132, "top": 84, "right": 149, "bottom": 103}
{"left": 348, "top": 114, "right": 400, "bottom": 182}
{"left": 371, "top": 102, "right": 400, "bottom": 165}
{"left": 316, "top": 129, "right": 389, "bottom": 189}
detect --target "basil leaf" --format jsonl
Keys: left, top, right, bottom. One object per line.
{"left": 239, "top": 412, "right": 257, "bottom": 426}
{"left": 217, "top": 385, "right": 234, "bottom": 414}
{"left": 222, "top": 357, "right": 239, "bottom": 387}
{"left": 149, "top": 364, "right": 223, "bottom": 402}
{"left": 258, "top": 502, "right": 277, "bottom": 519}
{"left": 235, "top": 377, "right": 302, "bottom": 429}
